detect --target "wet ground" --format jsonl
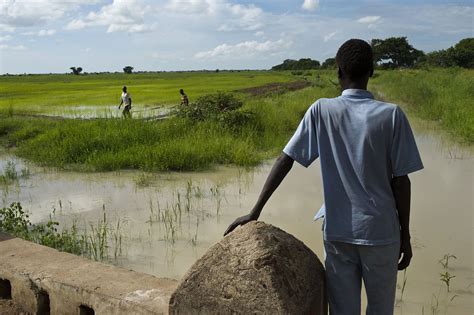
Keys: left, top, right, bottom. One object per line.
{"left": 1, "top": 117, "right": 472, "bottom": 314}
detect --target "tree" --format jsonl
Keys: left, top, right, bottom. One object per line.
{"left": 371, "top": 37, "right": 424, "bottom": 68}
{"left": 123, "top": 66, "right": 134, "bottom": 74}
{"left": 321, "top": 58, "right": 336, "bottom": 69}
{"left": 423, "top": 38, "right": 473, "bottom": 68}
{"left": 452, "top": 38, "right": 474, "bottom": 68}
{"left": 272, "top": 58, "right": 320, "bottom": 70}
{"left": 70, "top": 67, "right": 83, "bottom": 75}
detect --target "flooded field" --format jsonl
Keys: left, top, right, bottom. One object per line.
{"left": 15, "top": 104, "right": 173, "bottom": 120}
{"left": 1, "top": 120, "right": 472, "bottom": 314}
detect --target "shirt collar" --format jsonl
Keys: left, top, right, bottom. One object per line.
{"left": 341, "top": 89, "right": 374, "bottom": 99}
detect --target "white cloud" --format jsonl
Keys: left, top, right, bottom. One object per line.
{"left": 195, "top": 39, "right": 290, "bottom": 59}
{"left": 166, "top": 0, "right": 210, "bottom": 14}
{"left": 66, "top": 0, "right": 152, "bottom": 33}
{"left": 357, "top": 16, "right": 381, "bottom": 23}
{"left": 0, "top": 44, "right": 26, "bottom": 50}
{"left": 323, "top": 31, "right": 338, "bottom": 42}
{"left": 302, "top": 0, "right": 319, "bottom": 11}
{"left": 0, "top": 35, "right": 13, "bottom": 42}
{"left": 0, "top": 0, "right": 101, "bottom": 29}
{"left": 255, "top": 31, "right": 264, "bottom": 37}
{"left": 167, "top": 0, "right": 263, "bottom": 31}
{"left": 22, "top": 29, "right": 56, "bottom": 36}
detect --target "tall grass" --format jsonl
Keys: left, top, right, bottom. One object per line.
{"left": 370, "top": 68, "right": 474, "bottom": 144}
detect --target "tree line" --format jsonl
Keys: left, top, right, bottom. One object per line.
{"left": 272, "top": 37, "right": 473, "bottom": 70}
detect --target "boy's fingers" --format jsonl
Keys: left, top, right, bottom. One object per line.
{"left": 398, "top": 252, "right": 412, "bottom": 270}
{"left": 224, "top": 222, "right": 237, "bottom": 236}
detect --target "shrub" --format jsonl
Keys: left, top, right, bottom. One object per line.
{"left": 177, "top": 92, "right": 244, "bottom": 121}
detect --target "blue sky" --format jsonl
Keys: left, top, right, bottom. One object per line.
{"left": 0, "top": 0, "right": 472, "bottom": 74}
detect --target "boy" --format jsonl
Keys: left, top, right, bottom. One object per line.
{"left": 118, "top": 86, "right": 132, "bottom": 117}
{"left": 180, "top": 89, "right": 189, "bottom": 106}
{"left": 224, "top": 39, "right": 423, "bottom": 314}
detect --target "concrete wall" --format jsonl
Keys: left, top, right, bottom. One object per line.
{"left": 0, "top": 232, "right": 177, "bottom": 315}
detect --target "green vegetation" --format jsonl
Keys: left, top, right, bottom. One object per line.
{"left": 272, "top": 58, "right": 321, "bottom": 70}
{"left": 0, "top": 202, "right": 122, "bottom": 261}
{"left": 424, "top": 38, "right": 474, "bottom": 68}
{"left": 372, "top": 37, "right": 424, "bottom": 68}
{"left": 370, "top": 68, "right": 474, "bottom": 144}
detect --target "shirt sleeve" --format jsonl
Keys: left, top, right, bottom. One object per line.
{"left": 283, "top": 103, "right": 319, "bottom": 168}
{"left": 391, "top": 106, "right": 424, "bottom": 176}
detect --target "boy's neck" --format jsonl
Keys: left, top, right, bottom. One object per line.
{"left": 340, "top": 80, "right": 368, "bottom": 91}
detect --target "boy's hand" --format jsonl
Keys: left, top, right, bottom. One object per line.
{"left": 224, "top": 213, "right": 257, "bottom": 236}
{"left": 398, "top": 235, "right": 412, "bottom": 270}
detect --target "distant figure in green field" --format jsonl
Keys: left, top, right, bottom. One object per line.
{"left": 118, "top": 86, "right": 132, "bottom": 117}
{"left": 180, "top": 89, "right": 189, "bottom": 106}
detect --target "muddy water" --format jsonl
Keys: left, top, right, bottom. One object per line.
{"left": 24, "top": 105, "right": 173, "bottom": 119}
{"left": 1, "top": 122, "right": 472, "bottom": 314}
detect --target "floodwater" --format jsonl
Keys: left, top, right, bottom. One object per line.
{"left": 1, "top": 118, "right": 472, "bottom": 314}
{"left": 22, "top": 105, "right": 173, "bottom": 119}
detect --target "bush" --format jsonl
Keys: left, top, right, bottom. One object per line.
{"left": 177, "top": 92, "right": 244, "bottom": 121}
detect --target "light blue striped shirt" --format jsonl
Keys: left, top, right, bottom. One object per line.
{"left": 283, "top": 89, "right": 423, "bottom": 245}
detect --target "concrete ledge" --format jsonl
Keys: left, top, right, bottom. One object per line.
{"left": 0, "top": 232, "right": 177, "bottom": 314}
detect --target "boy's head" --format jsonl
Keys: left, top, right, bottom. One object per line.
{"left": 336, "top": 39, "right": 373, "bottom": 81}
{"left": 123, "top": 86, "right": 127, "bottom": 93}
{"left": 180, "top": 89, "right": 185, "bottom": 95}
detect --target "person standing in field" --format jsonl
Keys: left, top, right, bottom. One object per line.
{"left": 224, "top": 39, "right": 423, "bottom": 315}
{"left": 118, "top": 86, "right": 132, "bottom": 117}
{"left": 180, "top": 89, "right": 189, "bottom": 106}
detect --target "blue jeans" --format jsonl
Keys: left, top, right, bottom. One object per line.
{"left": 324, "top": 240, "right": 400, "bottom": 315}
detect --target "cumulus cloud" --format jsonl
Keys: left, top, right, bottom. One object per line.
{"left": 167, "top": 0, "right": 263, "bottom": 31}
{"left": 166, "top": 0, "right": 210, "bottom": 14}
{"left": 302, "top": 0, "right": 319, "bottom": 11}
{"left": 66, "top": 0, "right": 152, "bottom": 33}
{"left": 195, "top": 39, "right": 290, "bottom": 59}
{"left": 0, "top": 0, "right": 101, "bottom": 30}
{"left": 22, "top": 29, "right": 56, "bottom": 36}
{"left": 357, "top": 16, "right": 381, "bottom": 23}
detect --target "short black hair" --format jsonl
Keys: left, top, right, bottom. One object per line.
{"left": 336, "top": 39, "right": 373, "bottom": 80}
{"left": 180, "top": 89, "right": 184, "bottom": 94}
{"left": 123, "top": 86, "right": 127, "bottom": 92}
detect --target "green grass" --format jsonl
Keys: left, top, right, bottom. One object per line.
{"left": 370, "top": 68, "right": 474, "bottom": 144}
{"left": 0, "top": 71, "right": 295, "bottom": 114}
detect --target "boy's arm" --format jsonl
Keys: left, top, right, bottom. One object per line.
{"left": 391, "top": 175, "right": 412, "bottom": 270}
{"left": 118, "top": 98, "right": 123, "bottom": 108}
{"left": 224, "top": 152, "right": 294, "bottom": 236}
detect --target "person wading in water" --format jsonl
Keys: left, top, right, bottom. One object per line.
{"left": 118, "top": 86, "right": 132, "bottom": 117}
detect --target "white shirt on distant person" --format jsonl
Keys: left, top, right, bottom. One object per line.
{"left": 121, "top": 92, "right": 131, "bottom": 106}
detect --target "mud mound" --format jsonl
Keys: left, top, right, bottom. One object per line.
{"left": 169, "top": 221, "right": 326, "bottom": 314}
